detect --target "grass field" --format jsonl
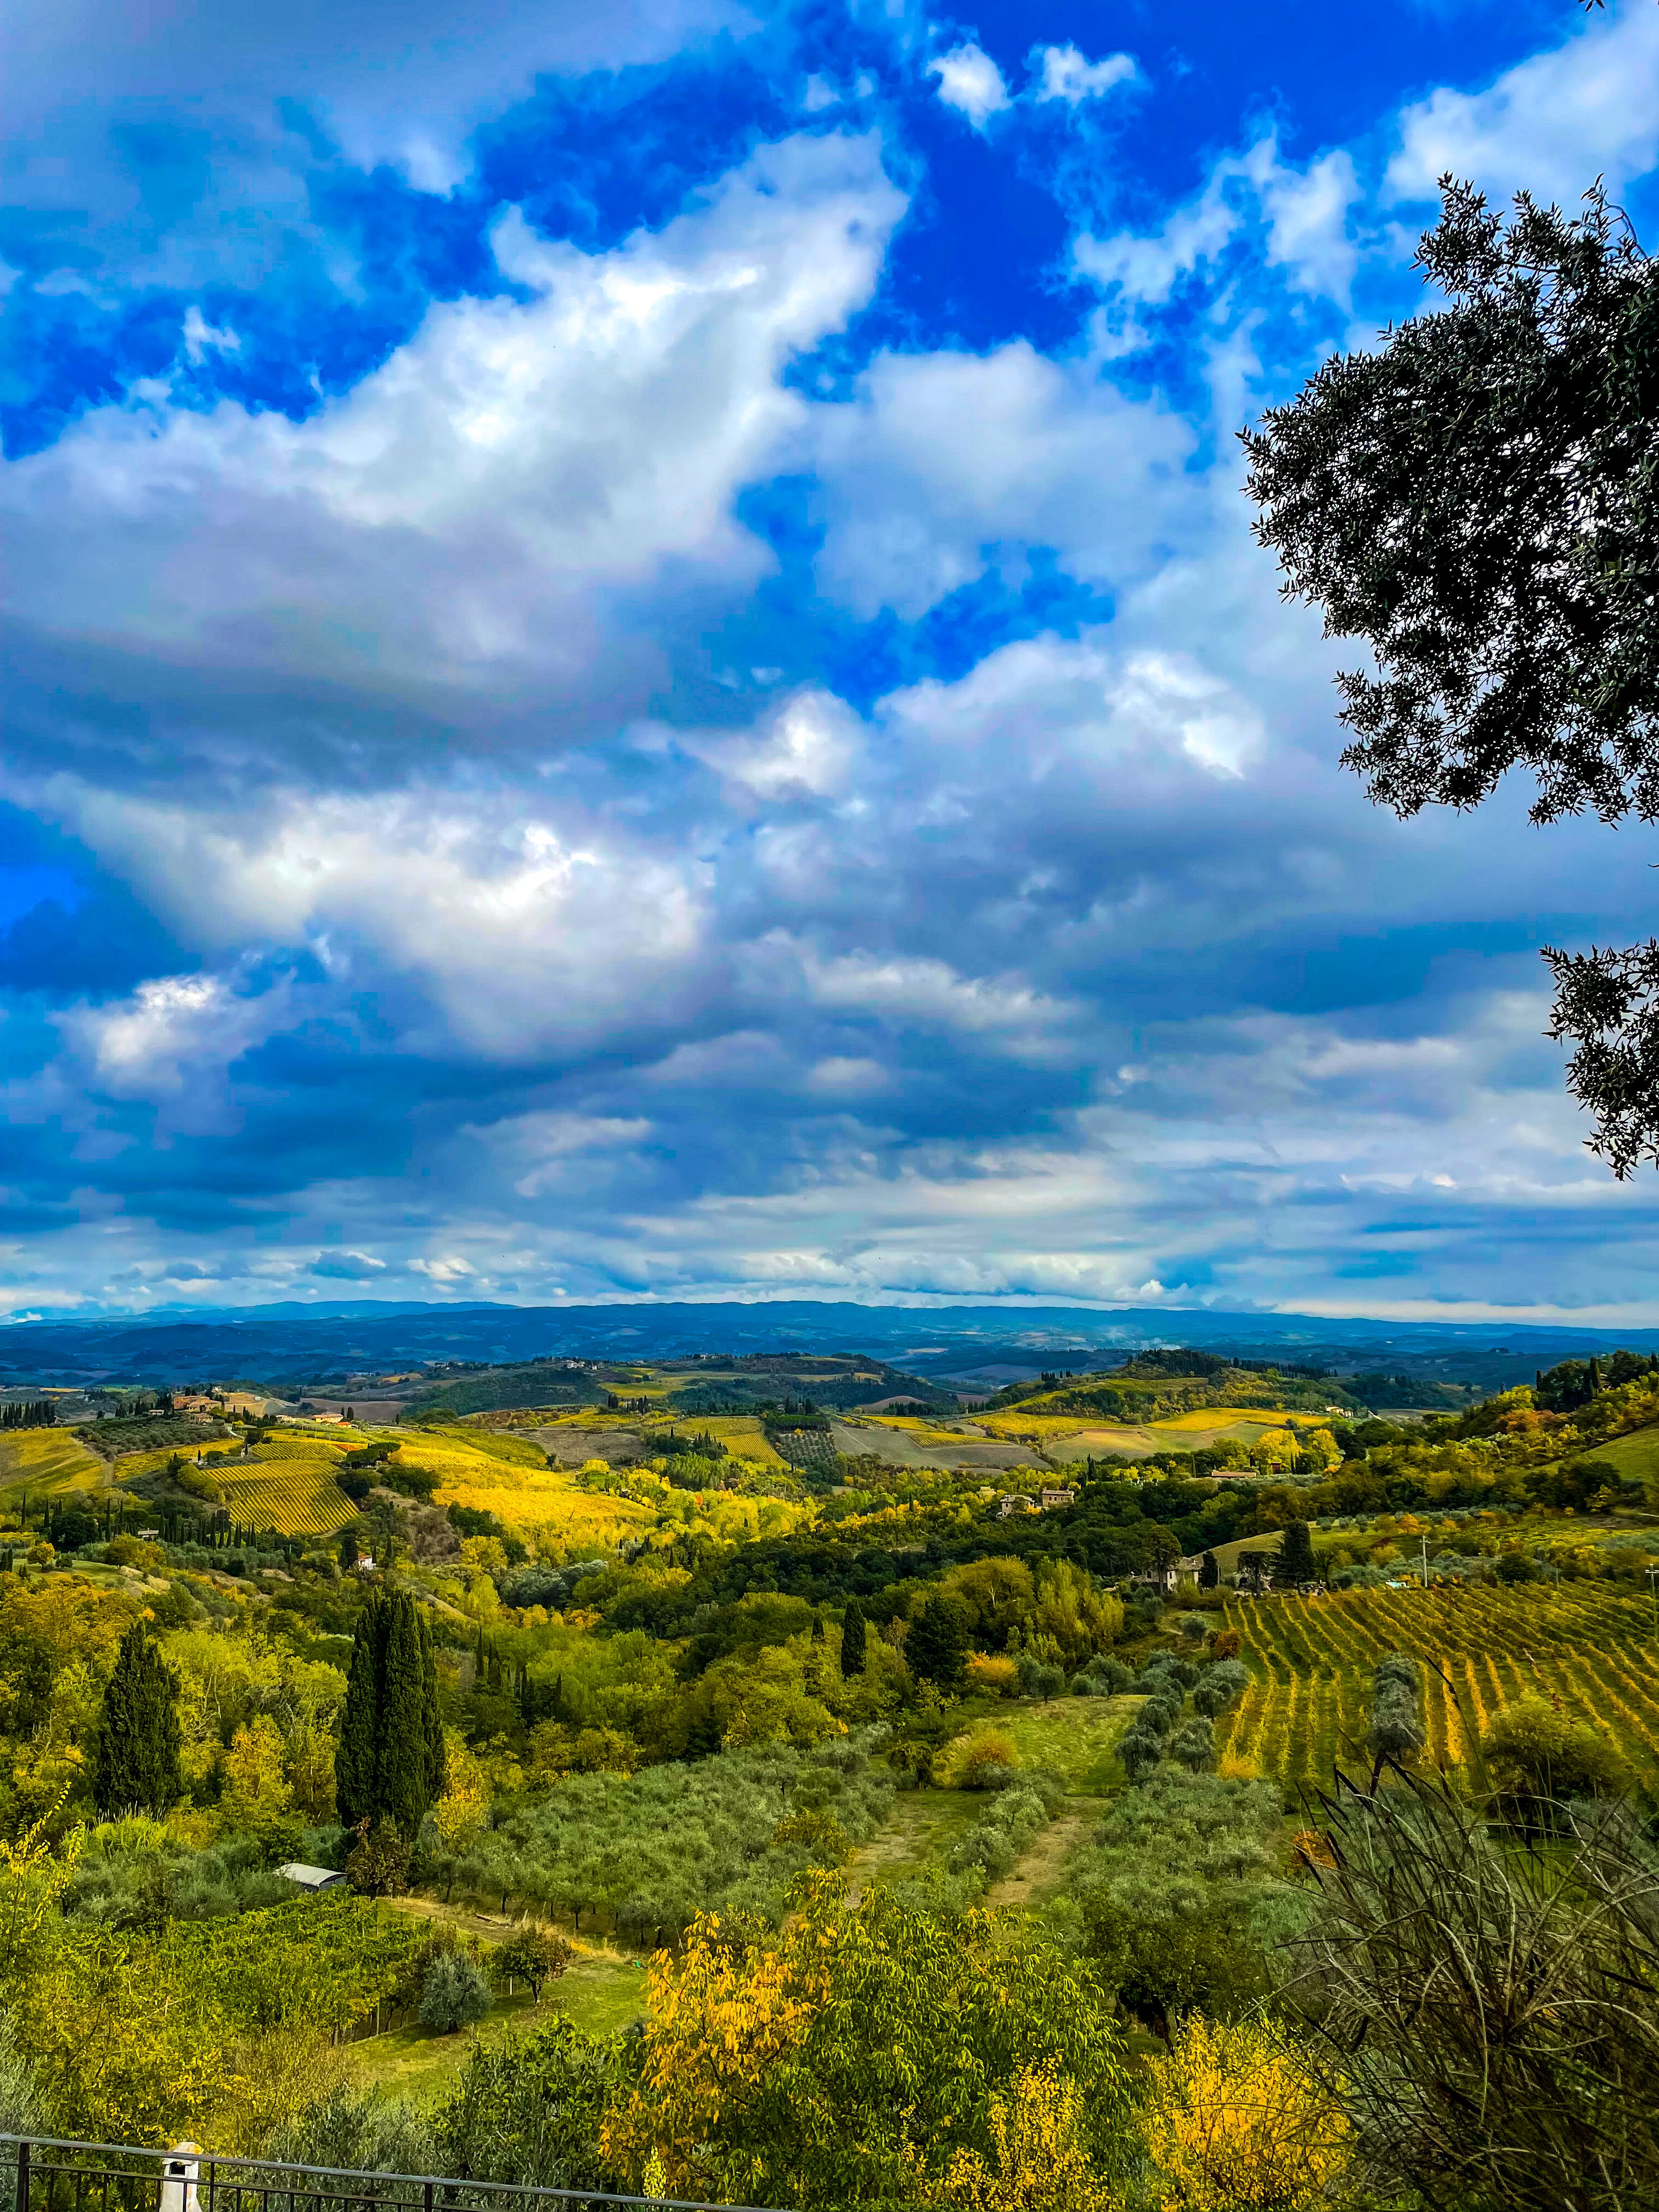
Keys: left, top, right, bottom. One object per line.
{"left": 0, "top": 1427, "right": 106, "bottom": 1497}
{"left": 968, "top": 1696, "right": 1141, "bottom": 1794}
{"left": 1217, "top": 1582, "right": 1659, "bottom": 1796}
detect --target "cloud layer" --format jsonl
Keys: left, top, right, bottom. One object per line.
{"left": 4, "top": 0, "right": 1659, "bottom": 1319}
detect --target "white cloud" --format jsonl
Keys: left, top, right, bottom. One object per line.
{"left": 927, "top": 43, "right": 1009, "bottom": 129}
{"left": 2, "top": 133, "right": 906, "bottom": 696}
{"left": 1031, "top": 44, "right": 1135, "bottom": 104}
{"left": 55, "top": 970, "right": 291, "bottom": 1103}
{"left": 1387, "top": 3, "right": 1659, "bottom": 206}
{"left": 1074, "top": 131, "right": 1363, "bottom": 341}
{"left": 410, "top": 1252, "right": 475, "bottom": 1281}
{"left": 879, "top": 631, "right": 1263, "bottom": 784}
{"left": 806, "top": 340, "right": 1193, "bottom": 619}
{"left": 677, "top": 687, "right": 862, "bottom": 798}
{"left": 26, "top": 779, "right": 706, "bottom": 1060}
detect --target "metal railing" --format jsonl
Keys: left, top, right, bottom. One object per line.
{"left": 0, "top": 2140, "right": 781, "bottom": 2212}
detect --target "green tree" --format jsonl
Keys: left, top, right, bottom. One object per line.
{"left": 94, "top": 1624, "right": 182, "bottom": 1817}
{"left": 335, "top": 1588, "right": 446, "bottom": 1835}
{"left": 1276, "top": 1521, "right": 1317, "bottom": 1589}
{"left": 1198, "top": 1550, "right": 1219, "bottom": 1590}
{"left": 1483, "top": 1695, "right": 1628, "bottom": 1820}
{"left": 495, "top": 1928, "right": 572, "bottom": 2002}
{"left": 1244, "top": 179, "right": 1659, "bottom": 1171}
{"left": 906, "top": 1593, "right": 968, "bottom": 1689}
{"left": 420, "top": 1950, "right": 492, "bottom": 2033}
{"left": 435, "top": 2016, "right": 621, "bottom": 2190}
{"left": 839, "top": 1598, "right": 867, "bottom": 1677}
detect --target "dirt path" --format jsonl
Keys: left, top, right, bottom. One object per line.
{"left": 984, "top": 1802, "right": 1092, "bottom": 1910}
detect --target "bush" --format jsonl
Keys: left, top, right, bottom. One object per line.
{"left": 1140, "top": 2016, "right": 1353, "bottom": 2210}
{"left": 420, "top": 1950, "right": 492, "bottom": 2033}
{"left": 953, "top": 1731, "right": 1022, "bottom": 1790}
{"left": 1016, "top": 1657, "right": 1066, "bottom": 1699}
{"left": 434, "top": 2017, "right": 619, "bottom": 2190}
{"left": 964, "top": 1654, "right": 1021, "bottom": 1698}
{"left": 1482, "top": 1695, "right": 1627, "bottom": 1818}
{"left": 1288, "top": 1778, "right": 1659, "bottom": 2210}
{"left": 264, "top": 2083, "right": 437, "bottom": 2179}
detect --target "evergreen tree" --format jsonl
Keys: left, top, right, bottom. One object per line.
{"left": 1277, "top": 1521, "right": 1318, "bottom": 1589}
{"left": 839, "top": 1599, "right": 867, "bottom": 1678}
{"left": 95, "top": 1623, "right": 182, "bottom": 1816}
{"left": 1198, "top": 1550, "right": 1220, "bottom": 1590}
{"left": 336, "top": 1588, "right": 445, "bottom": 1836}
{"left": 906, "top": 1594, "right": 967, "bottom": 1689}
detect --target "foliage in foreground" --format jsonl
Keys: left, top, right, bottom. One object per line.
{"left": 601, "top": 1870, "right": 1127, "bottom": 2207}
{"left": 1290, "top": 1772, "right": 1659, "bottom": 2212}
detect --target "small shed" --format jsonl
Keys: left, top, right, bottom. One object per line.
{"left": 278, "top": 1863, "right": 346, "bottom": 1891}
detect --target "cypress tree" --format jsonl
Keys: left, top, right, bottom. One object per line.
{"left": 1199, "top": 1549, "right": 1220, "bottom": 1590}
{"left": 336, "top": 1587, "right": 446, "bottom": 1836}
{"left": 1277, "top": 1521, "right": 1318, "bottom": 1589}
{"left": 95, "top": 1624, "right": 182, "bottom": 1816}
{"left": 839, "top": 1598, "right": 867, "bottom": 1677}
{"left": 906, "top": 1593, "right": 967, "bottom": 1689}
{"left": 336, "top": 1588, "right": 386, "bottom": 1829}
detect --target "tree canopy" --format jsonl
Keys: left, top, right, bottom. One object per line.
{"left": 1245, "top": 179, "right": 1659, "bottom": 1172}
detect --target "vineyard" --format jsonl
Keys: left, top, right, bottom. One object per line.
{"left": 215, "top": 1460, "right": 356, "bottom": 1537}
{"left": 1216, "top": 1583, "right": 1659, "bottom": 1793}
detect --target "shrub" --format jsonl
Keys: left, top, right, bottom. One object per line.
{"left": 965, "top": 1654, "right": 1021, "bottom": 1699}
{"left": 1193, "top": 1661, "right": 1250, "bottom": 1719}
{"left": 420, "top": 1950, "right": 492, "bottom": 2033}
{"left": 1139, "top": 2016, "right": 1353, "bottom": 2211}
{"left": 1071, "top": 1658, "right": 1133, "bottom": 1697}
{"left": 1482, "top": 1695, "right": 1627, "bottom": 1818}
{"left": 1289, "top": 1778, "right": 1659, "bottom": 2210}
{"left": 955, "top": 1731, "right": 1021, "bottom": 1791}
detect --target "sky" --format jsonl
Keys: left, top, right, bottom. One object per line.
{"left": 5, "top": 0, "right": 1659, "bottom": 1324}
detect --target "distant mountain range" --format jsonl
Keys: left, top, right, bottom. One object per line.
{"left": 1, "top": 1298, "right": 1654, "bottom": 1396}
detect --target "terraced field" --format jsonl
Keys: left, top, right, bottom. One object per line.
{"left": 1217, "top": 1584, "right": 1659, "bottom": 1793}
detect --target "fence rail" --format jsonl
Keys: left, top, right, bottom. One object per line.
{"left": 0, "top": 2138, "right": 780, "bottom": 2212}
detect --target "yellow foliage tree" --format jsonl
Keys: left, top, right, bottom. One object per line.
{"left": 602, "top": 1872, "right": 1125, "bottom": 2208}
{"left": 940, "top": 2066, "right": 1116, "bottom": 2212}
{"left": 432, "top": 1729, "right": 490, "bottom": 1854}
{"left": 1139, "top": 2015, "right": 1353, "bottom": 2212}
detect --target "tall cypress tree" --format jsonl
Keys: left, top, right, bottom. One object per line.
{"left": 839, "top": 1598, "right": 867, "bottom": 1677}
{"left": 1277, "top": 1521, "right": 1318, "bottom": 1589}
{"left": 906, "top": 1594, "right": 967, "bottom": 1689}
{"left": 1199, "top": 1550, "right": 1220, "bottom": 1591}
{"left": 336, "top": 1588, "right": 387, "bottom": 1828}
{"left": 336, "top": 1588, "right": 445, "bottom": 1837}
{"left": 95, "top": 1624, "right": 182, "bottom": 1816}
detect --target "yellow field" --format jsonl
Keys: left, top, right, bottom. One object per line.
{"left": 439, "top": 1474, "right": 654, "bottom": 1548}
{"left": 216, "top": 1462, "right": 356, "bottom": 1536}
{"left": 672, "top": 1415, "right": 788, "bottom": 1468}
{"left": 0, "top": 1427, "right": 106, "bottom": 1496}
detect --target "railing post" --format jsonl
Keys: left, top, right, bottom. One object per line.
{"left": 13, "top": 2137, "right": 27, "bottom": 2212}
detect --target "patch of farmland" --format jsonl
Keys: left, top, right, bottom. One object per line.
{"left": 217, "top": 1461, "right": 356, "bottom": 1537}
{"left": 0, "top": 1427, "right": 106, "bottom": 1496}
{"left": 1215, "top": 1583, "right": 1659, "bottom": 1793}
{"left": 831, "top": 1420, "right": 1046, "bottom": 1471}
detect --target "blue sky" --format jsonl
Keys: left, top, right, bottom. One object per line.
{"left": 5, "top": 0, "right": 1659, "bottom": 1323}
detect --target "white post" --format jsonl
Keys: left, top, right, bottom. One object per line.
{"left": 159, "top": 2146, "right": 201, "bottom": 2212}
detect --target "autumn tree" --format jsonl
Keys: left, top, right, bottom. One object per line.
{"left": 601, "top": 1872, "right": 1126, "bottom": 2207}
